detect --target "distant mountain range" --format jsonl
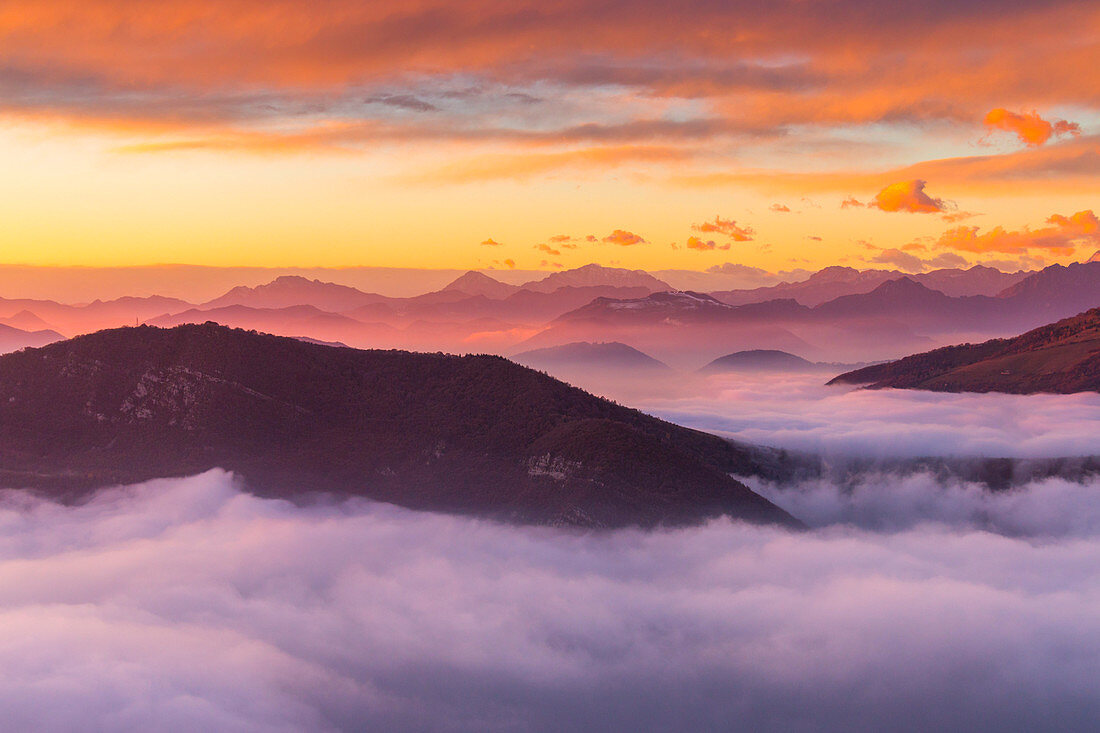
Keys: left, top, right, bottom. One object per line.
{"left": 0, "top": 323, "right": 64, "bottom": 354}
{"left": 710, "top": 264, "right": 1030, "bottom": 307}
{"left": 522, "top": 262, "right": 1100, "bottom": 364}
{"left": 0, "top": 324, "right": 798, "bottom": 529}
{"left": 0, "top": 261, "right": 1096, "bottom": 365}
{"left": 829, "top": 308, "right": 1100, "bottom": 394}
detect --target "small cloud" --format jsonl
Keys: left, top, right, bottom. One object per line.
{"left": 706, "top": 262, "right": 770, "bottom": 277}
{"left": 535, "top": 243, "right": 561, "bottom": 255}
{"left": 840, "top": 196, "right": 865, "bottom": 209}
{"left": 692, "top": 217, "right": 754, "bottom": 241}
{"left": 548, "top": 234, "right": 573, "bottom": 243}
{"left": 770, "top": 204, "right": 791, "bottom": 213}
{"left": 870, "top": 180, "right": 947, "bottom": 214}
{"left": 481, "top": 238, "right": 503, "bottom": 246}
{"left": 503, "top": 258, "right": 515, "bottom": 268}
{"left": 602, "top": 229, "right": 647, "bottom": 246}
{"left": 869, "top": 248, "right": 928, "bottom": 272}
{"left": 942, "top": 210, "right": 979, "bottom": 223}
{"left": 685, "top": 236, "right": 731, "bottom": 251}
{"left": 926, "top": 252, "right": 970, "bottom": 269}
{"left": 806, "top": 235, "right": 822, "bottom": 241}
{"left": 984, "top": 108, "right": 1081, "bottom": 147}
{"left": 364, "top": 93, "right": 440, "bottom": 113}
{"left": 585, "top": 235, "right": 598, "bottom": 242}
{"left": 980, "top": 254, "right": 1047, "bottom": 271}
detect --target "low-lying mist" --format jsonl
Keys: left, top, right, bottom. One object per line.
{"left": 621, "top": 371, "right": 1100, "bottom": 458}
{"left": 1, "top": 470, "right": 1098, "bottom": 732}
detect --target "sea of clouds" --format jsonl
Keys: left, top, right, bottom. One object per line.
{"left": 1, "top": 467, "right": 1098, "bottom": 732}
{"left": 639, "top": 372, "right": 1100, "bottom": 458}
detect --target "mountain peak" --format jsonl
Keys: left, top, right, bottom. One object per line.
{"left": 1088, "top": 250, "right": 1100, "bottom": 264}
{"left": 441, "top": 271, "right": 519, "bottom": 299}
{"left": 522, "top": 264, "right": 672, "bottom": 293}
{"left": 870, "top": 276, "right": 938, "bottom": 296}
{"left": 204, "top": 276, "right": 384, "bottom": 311}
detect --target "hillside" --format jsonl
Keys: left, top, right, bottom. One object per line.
{"left": 0, "top": 324, "right": 798, "bottom": 529}
{"left": 512, "top": 341, "right": 671, "bottom": 372}
{"left": 0, "top": 323, "right": 65, "bottom": 354}
{"left": 700, "top": 350, "right": 816, "bottom": 373}
{"left": 829, "top": 308, "right": 1100, "bottom": 394}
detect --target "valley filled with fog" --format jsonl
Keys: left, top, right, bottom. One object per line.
{"left": 0, "top": 376, "right": 1097, "bottom": 731}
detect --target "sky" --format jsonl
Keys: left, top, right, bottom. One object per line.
{"left": 2, "top": 1, "right": 1100, "bottom": 273}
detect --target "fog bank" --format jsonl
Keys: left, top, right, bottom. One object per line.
{"left": 638, "top": 372, "right": 1100, "bottom": 458}
{"left": 0, "top": 471, "right": 1097, "bottom": 732}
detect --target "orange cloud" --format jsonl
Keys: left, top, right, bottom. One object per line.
{"left": 535, "top": 243, "right": 562, "bottom": 255}
{"left": 870, "top": 180, "right": 946, "bottom": 213}
{"left": 840, "top": 196, "right": 864, "bottom": 209}
{"left": 692, "top": 217, "right": 754, "bottom": 241}
{"left": 602, "top": 229, "right": 647, "bottom": 246}
{"left": 481, "top": 238, "right": 503, "bottom": 246}
{"left": 931, "top": 210, "right": 1099, "bottom": 255}
{"left": 984, "top": 108, "right": 1082, "bottom": 147}
{"left": 770, "top": 203, "right": 790, "bottom": 213}
{"left": 685, "top": 236, "right": 730, "bottom": 251}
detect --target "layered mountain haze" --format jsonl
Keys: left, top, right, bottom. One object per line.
{"left": 711, "top": 265, "right": 1032, "bottom": 307}
{"left": 0, "top": 323, "right": 65, "bottom": 354}
{"left": 0, "top": 262, "right": 1095, "bottom": 364}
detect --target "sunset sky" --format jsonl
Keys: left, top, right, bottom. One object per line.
{"left": 2, "top": 0, "right": 1099, "bottom": 273}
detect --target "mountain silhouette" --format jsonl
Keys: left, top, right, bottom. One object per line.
{"left": 0, "top": 323, "right": 799, "bottom": 529}
{"left": 829, "top": 307, "right": 1100, "bottom": 394}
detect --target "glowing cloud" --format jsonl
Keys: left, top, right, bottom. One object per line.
{"left": 685, "top": 236, "right": 730, "bottom": 251}
{"left": 870, "top": 180, "right": 947, "bottom": 213}
{"left": 692, "top": 217, "right": 754, "bottom": 241}
{"left": 602, "top": 229, "right": 647, "bottom": 246}
{"left": 984, "top": 108, "right": 1082, "bottom": 147}
{"left": 481, "top": 238, "right": 503, "bottom": 246}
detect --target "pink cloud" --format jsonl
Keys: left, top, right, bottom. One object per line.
{"left": 984, "top": 108, "right": 1081, "bottom": 147}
